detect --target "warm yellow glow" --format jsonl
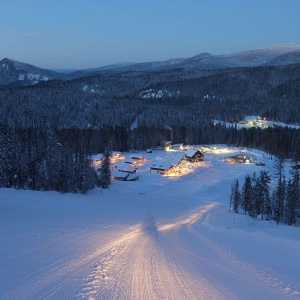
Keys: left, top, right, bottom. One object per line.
{"left": 161, "top": 161, "right": 205, "bottom": 177}
{"left": 159, "top": 203, "right": 219, "bottom": 231}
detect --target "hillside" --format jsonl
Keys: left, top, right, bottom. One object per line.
{"left": 0, "top": 58, "right": 66, "bottom": 86}
{"left": 1, "top": 146, "right": 299, "bottom": 299}
{"left": 0, "top": 63, "right": 300, "bottom": 130}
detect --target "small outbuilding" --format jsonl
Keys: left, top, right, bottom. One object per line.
{"left": 111, "top": 170, "right": 129, "bottom": 181}
{"left": 224, "top": 154, "right": 255, "bottom": 164}
{"left": 127, "top": 173, "right": 139, "bottom": 181}
{"left": 162, "top": 141, "right": 172, "bottom": 151}
{"left": 131, "top": 156, "right": 146, "bottom": 161}
{"left": 172, "top": 143, "right": 183, "bottom": 150}
{"left": 111, "top": 170, "right": 139, "bottom": 181}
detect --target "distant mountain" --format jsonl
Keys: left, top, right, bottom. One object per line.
{"left": 108, "top": 58, "right": 187, "bottom": 72}
{"left": 68, "top": 62, "right": 136, "bottom": 79}
{"left": 0, "top": 58, "right": 66, "bottom": 86}
{"left": 223, "top": 44, "right": 300, "bottom": 67}
{"left": 265, "top": 50, "right": 300, "bottom": 66}
{"left": 1, "top": 44, "right": 300, "bottom": 86}
{"left": 159, "top": 44, "right": 300, "bottom": 70}
{"left": 68, "top": 44, "right": 300, "bottom": 75}
{"left": 51, "top": 68, "right": 78, "bottom": 74}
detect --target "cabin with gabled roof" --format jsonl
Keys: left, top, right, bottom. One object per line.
{"left": 185, "top": 148, "right": 204, "bottom": 162}
{"left": 150, "top": 157, "right": 184, "bottom": 175}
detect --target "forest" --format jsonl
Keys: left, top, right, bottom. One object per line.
{"left": 0, "top": 62, "right": 300, "bottom": 194}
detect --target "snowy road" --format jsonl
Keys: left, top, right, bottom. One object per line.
{"left": 1, "top": 148, "right": 300, "bottom": 299}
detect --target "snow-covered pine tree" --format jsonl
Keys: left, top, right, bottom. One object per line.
{"left": 285, "top": 163, "right": 300, "bottom": 225}
{"left": 273, "top": 156, "right": 286, "bottom": 224}
{"left": 273, "top": 175, "right": 286, "bottom": 225}
{"left": 256, "top": 170, "right": 271, "bottom": 220}
{"left": 242, "top": 175, "right": 252, "bottom": 215}
{"left": 99, "top": 143, "right": 112, "bottom": 189}
{"left": 285, "top": 179, "right": 297, "bottom": 226}
{"left": 77, "top": 153, "right": 88, "bottom": 194}
{"left": 0, "top": 123, "right": 16, "bottom": 188}
{"left": 232, "top": 179, "right": 241, "bottom": 213}
{"left": 45, "top": 130, "right": 62, "bottom": 191}
{"left": 250, "top": 172, "right": 259, "bottom": 218}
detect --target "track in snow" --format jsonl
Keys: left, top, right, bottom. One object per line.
{"left": 74, "top": 204, "right": 285, "bottom": 300}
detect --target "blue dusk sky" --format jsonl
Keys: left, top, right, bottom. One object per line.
{"left": 0, "top": 0, "right": 299, "bottom": 69}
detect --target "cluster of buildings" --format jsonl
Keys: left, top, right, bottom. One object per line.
{"left": 93, "top": 145, "right": 263, "bottom": 182}
{"left": 92, "top": 147, "right": 205, "bottom": 181}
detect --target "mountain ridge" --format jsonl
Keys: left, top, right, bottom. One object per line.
{"left": 1, "top": 44, "right": 300, "bottom": 86}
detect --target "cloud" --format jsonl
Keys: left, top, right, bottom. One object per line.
{"left": 4, "top": 32, "right": 41, "bottom": 40}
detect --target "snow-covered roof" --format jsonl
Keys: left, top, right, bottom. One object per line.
{"left": 111, "top": 170, "right": 129, "bottom": 178}
{"left": 127, "top": 173, "right": 139, "bottom": 181}
{"left": 185, "top": 148, "right": 202, "bottom": 158}
{"left": 150, "top": 157, "right": 183, "bottom": 170}
{"left": 113, "top": 162, "right": 135, "bottom": 171}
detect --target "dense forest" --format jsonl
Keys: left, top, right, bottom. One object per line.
{"left": 0, "top": 63, "right": 300, "bottom": 193}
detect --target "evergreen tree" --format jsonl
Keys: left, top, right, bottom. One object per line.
{"left": 99, "top": 143, "right": 112, "bottom": 189}
{"left": 242, "top": 175, "right": 252, "bottom": 215}
{"left": 232, "top": 179, "right": 241, "bottom": 213}
{"left": 250, "top": 172, "right": 259, "bottom": 218}
{"left": 285, "top": 179, "right": 297, "bottom": 226}
{"left": 77, "top": 153, "right": 88, "bottom": 194}
{"left": 273, "top": 155, "right": 286, "bottom": 224}
{"left": 256, "top": 171, "right": 271, "bottom": 220}
{"left": 0, "top": 124, "right": 15, "bottom": 187}
{"left": 285, "top": 165, "right": 300, "bottom": 225}
{"left": 45, "top": 130, "right": 62, "bottom": 191}
{"left": 273, "top": 175, "right": 286, "bottom": 225}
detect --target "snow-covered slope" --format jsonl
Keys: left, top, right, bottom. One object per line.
{"left": 1, "top": 146, "right": 299, "bottom": 299}
{"left": 224, "top": 44, "right": 300, "bottom": 67}
{"left": 0, "top": 58, "right": 66, "bottom": 86}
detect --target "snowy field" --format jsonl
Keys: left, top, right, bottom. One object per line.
{"left": 1, "top": 146, "right": 300, "bottom": 300}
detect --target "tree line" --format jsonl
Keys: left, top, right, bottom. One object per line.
{"left": 1, "top": 121, "right": 300, "bottom": 193}
{"left": 0, "top": 124, "right": 100, "bottom": 193}
{"left": 230, "top": 158, "right": 300, "bottom": 226}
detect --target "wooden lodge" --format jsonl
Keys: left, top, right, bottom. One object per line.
{"left": 185, "top": 148, "right": 204, "bottom": 162}
{"left": 150, "top": 157, "right": 184, "bottom": 175}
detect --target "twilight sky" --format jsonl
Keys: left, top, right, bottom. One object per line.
{"left": 1, "top": 0, "right": 299, "bottom": 69}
